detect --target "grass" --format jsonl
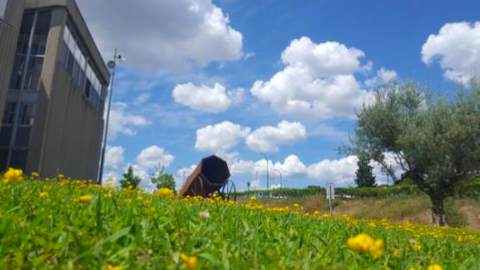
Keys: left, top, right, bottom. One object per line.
{"left": 1, "top": 174, "right": 480, "bottom": 269}
{"left": 239, "top": 195, "right": 480, "bottom": 230}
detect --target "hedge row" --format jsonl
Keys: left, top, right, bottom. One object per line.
{"left": 236, "top": 183, "right": 480, "bottom": 199}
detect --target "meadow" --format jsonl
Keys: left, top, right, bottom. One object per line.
{"left": 1, "top": 169, "right": 480, "bottom": 269}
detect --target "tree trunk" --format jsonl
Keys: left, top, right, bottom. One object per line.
{"left": 430, "top": 196, "right": 448, "bottom": 226}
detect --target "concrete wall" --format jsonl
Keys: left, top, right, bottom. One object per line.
{"left": 0, "top": 0, "right": 24, "bottom": 133}
{"left": 28, "top": 7, "right": 105, "bottom": 181}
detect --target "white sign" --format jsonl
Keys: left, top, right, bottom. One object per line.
{"left": 326, "top": 183, "right": 335, "bottom": 200}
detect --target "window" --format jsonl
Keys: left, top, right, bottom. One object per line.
{"left": 2, "top": 102, "right": 16, "bottom": 124}
{"left": 60, "top": 24, "right": 107, "bottom": 114}
{"left": 0, "top": 0, "right": 8, "bottom": 19}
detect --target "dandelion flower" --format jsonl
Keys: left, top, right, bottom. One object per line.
{"left": 39, "top": 192, "right": 49, "bottom": 199}
{"left": 347, "top": 233, "right": 384, "bottom": 258}
{"left": 106, "top": 264, "right": 123, "bottom": 270}
{"left": 79, "top": 195, "right": 92, "bottom": 203}
{"left": 180, "top": 253, "right": 198, "bottom": 269}
{"left": 428, "top": 264, "right": 443, "bottom": 270}
{"left": 3, "top": 168, "right": 24, "bottom": 184}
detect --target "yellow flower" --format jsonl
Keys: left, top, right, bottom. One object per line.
{"left": 57, "top": 174, "right": 65, "bottom": 179}
{"left": 347, "top": 233, "right": 384, "bottom": 258}
{"left": 39, "top": 192, "right": 49, "bottom": 199}
{"left": 3, "top": 168, "right": 24, "bottom": 183}
{"left": 31, "top": 172, "right": 39, "bottom": 178}
{"left": 293, "top": 203, "right": 300, "bottom": 208}
{"left": 106, "top": 264, "right": 123, "bottom": 270}
{"left": 428, "top": 264, "right": 443, "bottom": 270}
{"left": 104, "top": 193, "right": 113, "bottom": 199}
{"left": 250, "top": 196, "right": 257, "bottom": 202}
{"left": 156, "top": 188, "right": 175, "bottom": 198}
{"left": 180, "top": 253, "right": 198, "bottom": 269}
{"left": 412, "top": 244, "right": 422, "bottom": 251}
{"left": 79, "top": 195, "right": 92, "bottom": 203}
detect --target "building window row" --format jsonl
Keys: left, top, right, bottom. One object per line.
{"left": 60, "top": 24, "right": 106, "bottom": 115}
{"left": 9, "top": 11, "right": 51, "bottom": 92}
{"left": 0, "top": 0, "right": 8, "bottom": 19}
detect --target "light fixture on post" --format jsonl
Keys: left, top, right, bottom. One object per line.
{"left": 260, "top": 153, "right": 271, "bottom": 191}
{"left": 98, "top": 48, "right": 124, "bottom": 184}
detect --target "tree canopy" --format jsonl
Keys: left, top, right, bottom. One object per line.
{"left": 120, "top": 166, "right": 142, "bottom": 189}
{"left": 345, "top": 81, "right": 480, "bottom": 226}
{"left": 355, "top": 153, "right": 377, "bottom": 188}
{"left": 150, "top": 166, "right": 176, "bottom": 191}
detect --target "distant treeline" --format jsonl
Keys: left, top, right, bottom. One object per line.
{"left": 236, "top": 178, "right": 480, "bottom": 198}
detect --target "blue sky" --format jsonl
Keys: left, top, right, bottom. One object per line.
{"left": 78, "top": 0, "right": 480, "bottom": 190}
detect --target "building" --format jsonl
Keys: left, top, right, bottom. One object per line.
{"left": 0, "top": 0, "right": 110, "bottom": 182}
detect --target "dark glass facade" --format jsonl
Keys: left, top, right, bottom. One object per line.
{"left": 60, "top": 23, "right": 106, "bottom": 114}
{"left": 0, "top": 10, "right": 51, "bottom": 171}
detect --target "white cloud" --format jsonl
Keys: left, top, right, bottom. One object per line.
{"left": 176, "top": 164, "right": 197, "bottom": 189}
{"left": 195, "top": 121, "right": 251, "bottom": 153}
{"left": 365, "top": 68, "right": 398, "bottom": 87}
{"left": 108, "top": 102, "right": 151, "bottom": 140}
{"left": 230, "top": 153, "right": 404, "bottom": 187}
{"left": 246, "top": 121, "right": 306, "bottom": 153}
{"left": 105, "top": 146, "right": 125, "bottom": 170}
{"left": 78, "top": 0, "right": 243, "bottom": 73}
{"left": 422, "top": 21, "right": 480, "bottom": 84}
{"left": 133, "top": 93, "right": 151, "bottom": 106}
{"left": 307, "top": 156, "right": 358, "bottom": 184}
{"left": 273, "top": 155, "right": 308, "bottom": 177}
{"left": 172, "top": 83, "right": 243, "bottom": 113}
{"left": 251, "top": 37, "right": 374, "bottom": 120}
{"left": 231, "top": 155, "right": 307, "bottom": 179}
{"left": 136, "top": 146, "right": 175, "bottom": 169}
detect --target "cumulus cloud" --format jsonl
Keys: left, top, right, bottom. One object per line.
{"left": 365, "top": 68, "right": 398, "bottom": 87}
{"left": 172, "top": 83, "right": 243, "bottom": 113}
{"left": 105, "top": 146, "right": 125, "bottom": 170}
{"left": 195, "top": 121, "right": 251, "bottom": 153}
{"left": 307, "top": 156, "right": 358, "bottom": 184}
{"left": 108, "top": 102, "right": 151, "bottom": 140}
{"left": 136, "top": 146, "right": 175, "bottom": 169}
{"left": 78, "top": 0, "right": 243, "bottom": 73}
{"left": 246, "top": 121, "right": 306, "bottom": 153}
{"left": 422, "top": 21, "right": 480, "bottom": 84}
{"left": 273, "top": 155, "right": 308, "bottom": 177}
{"left": 231, "top": 153, "right": 404, "bottom": 186}
{"left": 251, "top": 37, "right": 374, "bottom": 120}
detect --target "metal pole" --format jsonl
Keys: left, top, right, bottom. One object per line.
{"left": 260, "top": 153, "right": 270, "bottom": 190}
{"left": 98, "top": 48, "right": 118, "bottom": 184}
{"left": 329, "top": 197, "right": 333, "bottom": 216}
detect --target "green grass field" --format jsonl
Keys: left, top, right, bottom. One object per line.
{"left": 1, "top": 171, "right": 480, "bottom": 269}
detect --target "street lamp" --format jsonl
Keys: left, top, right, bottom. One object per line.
{"left": 260, "top": 153, "right": 271, "bottom": 190}
{"left": 177, "top": 166, "right": 187, "bottom": 184}
{"left": 98, "top": 48, "right": 124, "bottom": 184}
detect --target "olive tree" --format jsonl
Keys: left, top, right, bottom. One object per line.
{"left": 345, "top": 82, "right": 480, "bottom": 226}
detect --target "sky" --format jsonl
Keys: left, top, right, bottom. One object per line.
{"left": 76, "top": 0, "right": 480, "bottom": 191}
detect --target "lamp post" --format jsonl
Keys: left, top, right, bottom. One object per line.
{"left": 260, "top": 153, "right": 271, "bottom": 190}
{"left": 98, "top": 48, "right": 124, "bottom": 184}
{"left": 177, "top": 166, "right": 186, "bottom": 184}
